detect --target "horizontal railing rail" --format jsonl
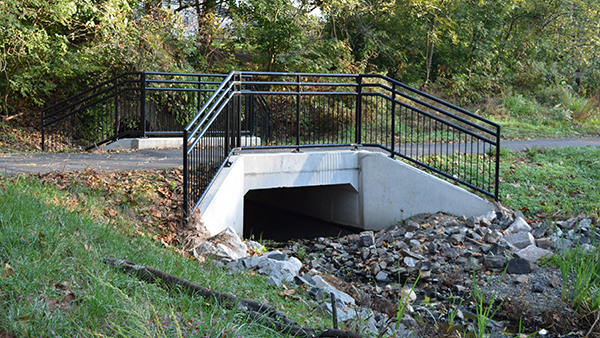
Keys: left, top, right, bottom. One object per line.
{"left": 183, "top": 71, "right": 501, "bottom": 219}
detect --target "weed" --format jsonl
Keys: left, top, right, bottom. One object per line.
{"left": 470, "top": 263, "right": 505, "bottom": 338}
{"left": 446, "top": 297, "right": 463, "bottom": 331}
{"left": 395, "top": 272, "right": 421, "bottom": 331}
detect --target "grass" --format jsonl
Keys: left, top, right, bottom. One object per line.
{"left": 498, "top": 146, "right": 600, "bottom": 220}
{"left": 0, "top": 174, "right": 329, "bottom": 337}
{"left": 479, "top": 89, "right": 600, "bottom": 140}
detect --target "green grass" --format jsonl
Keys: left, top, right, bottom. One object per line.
{"left": 0, "top": 175, "right": 329, "bottom": 337}
{"left": 498, "top": 146, "right": 600, "bottom": 220}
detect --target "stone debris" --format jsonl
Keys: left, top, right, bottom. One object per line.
{"left": 190, "top": 212, "right": 596, "bottom": 337}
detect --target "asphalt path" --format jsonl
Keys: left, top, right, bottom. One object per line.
{"left": 1, "top": 137, "right": 599, "bottom": 174}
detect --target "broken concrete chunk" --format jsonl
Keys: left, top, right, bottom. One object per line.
{"left": 515, "top": 245, "right": 552, "bottom": 263}
{"left": 504, "top": 217, "right": 532, "bottom": 234}
{"left": 504, "top": 232, "right": 535, "bottom": 249}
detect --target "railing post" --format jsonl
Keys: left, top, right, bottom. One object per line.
{"left": 494, "top": 126, "right": 501, "bottom": 201}
{"left": 236, "top": 73, "right": 242, "bottom": 147}
{"left": 114, "top": 77, "right": 119, "bottom": 137}
{"left": 197, "top": 75, "right": 202, "bottom": 115}
{"left": 183, "top": 129, "right": 189, "bottom": 220}
{"left": 225, "top": 89, "right": 231, "bottom": 158}
{"left": 390, "top": 82, "right": 396, "bottom": 157}
{"left": 140, "top": 72, "right": 147, "bottom": 138}
{"left": 41, "top": 112, "right": 45, "bottom": 152}
{"left": 296, "top": 74, "right": 301, "bottom": 149}
{"left": 355, "top": 75, "right": 362, "bottom": 145}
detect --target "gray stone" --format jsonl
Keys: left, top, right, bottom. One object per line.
{"left": 400, "top": 314, "right": 417, "bottom": 328}
{"left": 484, "top": 255, "right": 506, "bottom": 269}
{"left": 309, "top": 287, "right": 324, "bottom": 301}
{"left": 466, "top": 216, "right": 478, "bottom": 228}
{"left": 504, "top": 232, "right": 535, "bottom": 249}
{"left": 482, "top": 210, "right": 497, "bottom": 223}
{"left": 358, "top": 231, "right": 375, "bottom": 247}
{"left": 515, "top": 245, "right": 552, "bottom": 263}
{"left": 375, "top": 271, "right": 389, "bottom": 282}
{"left": 536, "top": 237, "right": 552, "bottom": 249}
{"left": 449, "top": 234, "right": 465, "bottom": 245}
{"left": 312, "top": 275, "right": 355, "bottom": 306}
{"left": 550, "top": 275, "right": 561, "bottom": 288}
{"left": 533, "top": 282, "right": 545, "bottom": 293}
{"left": 242, "top": 255, "right": 261, "bottom": 269}
{"left": 479, "top": 244, "right": 491, "bottom": 254}
{"left": 514, "top": 275, "right": 528, "bottom": 284}
{"left": 551, "top": 237, "right": 574, "bottom": 251}
{"left": 480, "top": 217, "right": 492, "bottom": 228}
{"left": 371, "top": 262, "right": 381, "bottom": 275}
{"left": 265, "top": 251, "right": 286, "bottom": 261}
{"left": 194, "top": 227, "right": 248, "bottom": 261}
{"left": 506, "top": 258, "right": 532, "bottom": 274}
{"left": 532, "top": 222, "right": 549, "bottom": 238}
{"left": 453, "top": 285, "right": 467, "bottom": 293}
{"left": 403, "top": 257, "right": 418, "bottom": 268}
{"left": 294, "top": 274, "right": 315, "bottom": 286}
{"left": 490, "top": 241, "right": 511, "bottom": 255}
{"left": 406, "top": 221, "right": 420, "bottom": 231}
{"left": 246, "top": 240, "right": 264, "bottom": 253}
{"left": 468, "top": 231, "right": 483, "bottom": 242}
{"left": 257, "top": 256, "right": 302, "bottom": 286}
{"left": 504, "top": 217, "right": 532, "bottom": 234}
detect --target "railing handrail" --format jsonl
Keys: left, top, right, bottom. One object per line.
{"left": 41, "top": 72, "right": 141, "bottom": 113}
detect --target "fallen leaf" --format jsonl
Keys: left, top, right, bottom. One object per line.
{"left": 2, "top": 264, "right": 14, "bottom": 279}
{"left": 83, "top": 243, "right": 91, "bottom": 251}
{"left": 108, "top": 209, "right": 118, "bottom": 217}
{"left": 0, "top": 330, "right": 16, "bottom": 338}
{"left": 278, "top": 288, "right": 295, "bottom": 296}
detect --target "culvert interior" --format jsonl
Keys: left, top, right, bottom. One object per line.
{"left": 243, "top": 185, "right": 361, "bottom": 242}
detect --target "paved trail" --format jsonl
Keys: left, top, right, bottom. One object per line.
{"left": 1, "top": 138, "right": 599, "bottom": 174}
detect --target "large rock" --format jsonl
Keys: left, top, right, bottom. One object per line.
{"left": 506, "top": 258, "right": 532, "bottom": 274}
{"left": 257, "top": 252, "right": 302, "bottom": 286}
{"left": 504, "top": 217, "right": 532, "bottom": 234}
{"left": 503, "top": 232, "right": 535, "bottom": 249}
{"left": 194, "top": 227, "right": 248, "bottom": 261}
{"left": 515, "top": 245, "right": 552, "bottom": 263}
{"left": 312, "top": 275, "right": 355, "bottom": 306}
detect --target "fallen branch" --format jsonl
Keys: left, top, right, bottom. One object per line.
{"left": 104, "top": 258, "right": 362, "bottom": 338}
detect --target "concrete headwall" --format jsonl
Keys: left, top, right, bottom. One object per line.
{"left": 197, "top": 150, "right": 496, "bottom": 237}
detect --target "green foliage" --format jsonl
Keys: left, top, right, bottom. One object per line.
{"left": 0, "top": 0, "right": 196, "bottom": 112}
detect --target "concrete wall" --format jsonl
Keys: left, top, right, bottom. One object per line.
{"left": 196, "top": 150, "right": 496, "bottom": 237}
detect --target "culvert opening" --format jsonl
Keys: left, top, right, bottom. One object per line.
{"left": 243, "top": 184, "right": 361, "bottom": 242}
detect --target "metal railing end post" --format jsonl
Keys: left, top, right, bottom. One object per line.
{"left": 183, "top": 129, "right": 189, "bottom": 221}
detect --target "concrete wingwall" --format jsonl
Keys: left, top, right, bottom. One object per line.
{"left": 197, "top": 150, "right": 496, "bottom": 237}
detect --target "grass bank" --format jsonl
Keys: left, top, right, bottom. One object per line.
{"left": 0, "top": 175, "right": 329, "bottom": 337}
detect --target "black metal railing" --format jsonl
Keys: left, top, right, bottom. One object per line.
{"left": 183, "top": 71, "right": 501, "bottom": 218}
{"left": 41, "top": 72, "right": 227, "bottom": 152}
